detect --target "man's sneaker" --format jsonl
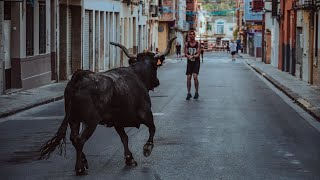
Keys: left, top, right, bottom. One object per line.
{"left": 186, "top": 93, "right": 192, "bottom": 100}
{"left": 193, "top": 92, "right": 199, "bottom": 99}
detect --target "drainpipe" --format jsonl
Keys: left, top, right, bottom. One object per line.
{"left": 309, "top": 10, "right": 314, "bottom": 84}
{"left": 262, "top": 13, "right": 265, "bottom": 63}
{"left": 0, "top": 1, "right": 4, "bottom": 94}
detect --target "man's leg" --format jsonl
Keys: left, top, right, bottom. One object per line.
{"left": 186, "top": 75, "right": 192, "bottom": 100}
{"left": 193, "top": 73, "right": 199, "bottom": 99}
{"left": 201, "top": 53, "right": 203, "bottom": 63}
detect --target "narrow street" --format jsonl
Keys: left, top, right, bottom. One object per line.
{"left": 1, "top": 52, "right": 320, "bottom": 180}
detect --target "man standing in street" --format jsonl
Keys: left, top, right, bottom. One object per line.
{"left": 229, "top": 41, "right": 237, "bottom": 61}
{"left": 184, "top": 30, "right": 201, "bottom": 100}
{"left": 176, "top": 42, "right": 182, "bottom": 60}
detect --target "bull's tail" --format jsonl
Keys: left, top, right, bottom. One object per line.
{"left": 39, "top": 102, "right": 71, "bottom": 160}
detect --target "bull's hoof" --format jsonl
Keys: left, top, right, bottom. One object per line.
{"left": 143, "top": 142, "right": 154, "bottom": 157}
{"left": 75, "top": 168, "right": 88, "bottom": 176}
{"left": 125, "top": 159, "right": 138, "bottom": 166}
{"left": 125, "top": 155, "right": 138, "bottom": 166}
{"left": 82, "top": 159, "right": 89, "bottom": 170}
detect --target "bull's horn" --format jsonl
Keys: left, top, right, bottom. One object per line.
{"left": 110, "top": 42, "right": 137, "bottom": 59}
{"left": 155, "top": 37, "right": 177, "bottom": 58}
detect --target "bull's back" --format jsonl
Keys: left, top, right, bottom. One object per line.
{"left": 101, "top": 68, "right": 152, "bottom": 127}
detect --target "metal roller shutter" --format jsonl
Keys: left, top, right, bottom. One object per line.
{"left": 67, "top": 8, "right": 72, "bottom": 76}
{"left": 83, "top": 10, "right": 90, "bottom": 70}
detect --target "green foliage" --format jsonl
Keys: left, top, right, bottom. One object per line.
{"left": 206, "top": 23, "right": 212, "bottom": 31}
{"left": 233, "top": 27, "right": 239, "bottom": 40}
{"left": 202, "top": 0, "right": 237, "bottom": 15}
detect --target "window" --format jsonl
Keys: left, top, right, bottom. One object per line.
{"left": 39, "top": 0, "right": 46, "bottom": 54}
{"left": 26, "top": 1, "right": 34, "bottom": 56}
{"left": 217, "top": 25, "right": 224, "bottom": 34}
{"left": 4, "top": 1, "right": 11, "bottom": 20}
{"left": 216, "top": 22, "right": 224, "bottom": 34}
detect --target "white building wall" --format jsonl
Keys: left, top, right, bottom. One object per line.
{"left": 83, "top": 0, "right": 121, "bottom": 70}
{"left": 176, "top": 0, "right": 186, "bottom": 49}
{"left": 197, "top": 10, "right": 206, "bottom": 37}
{"left": 264, "top": 2, "right": 279, "bottom": 68}
{"left": 225, "top": 22, "right": 236, "bottom": 40}
{"left": 302, "top": 12, "right": 310, "bottom": 82}
{"left": 271, "top": 18, "right": 279, "bottom": 68}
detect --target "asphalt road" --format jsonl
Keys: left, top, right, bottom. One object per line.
{"left": 1, "top": 52, "right": 320, "bottom": 180}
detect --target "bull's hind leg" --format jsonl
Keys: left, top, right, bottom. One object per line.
{"left": 143, "top": 110, "right": 155, "bottom": 157}
{"left": 70, "top": 121, "right": 97, "bottom": 175}
{"left": 115, "top": 126, "right": 137, "bottom": 166}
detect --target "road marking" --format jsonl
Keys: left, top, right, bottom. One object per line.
{"left": 4, "top": 116, "right": 64, "bottom": 121}
{"left": 297, "top": 98, "right": 312, "bottom": 109}
{"left": 1, "top": 113, "right": 165, "bottom": 124}
{"left": 153, "top": 113, "right": 164, "bottom": 116}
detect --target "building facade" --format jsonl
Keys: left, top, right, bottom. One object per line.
{"left": 0, "top": 0, "right": 156, "bottom": 95}
{"left": 243, "top": 0, "right": 263, "bottom": 57}
{"left": 1, "top": 0, "right": 56, "bottom": 93}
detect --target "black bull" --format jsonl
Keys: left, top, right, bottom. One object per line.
{"left": 39, "top": 37, "right": 176, "bottom": 175}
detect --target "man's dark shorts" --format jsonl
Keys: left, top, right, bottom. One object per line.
{"left": 231, "top": 51, "right": 236, "bottom": 55}
{"left": 186, "top": 60, "right": 200, "bottom": 75}
{"left": 176, "top": 50, "right": 181, "bottom": 55}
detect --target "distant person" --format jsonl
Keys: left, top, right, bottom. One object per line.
{"left": 229, "top": 41, "right": 237, "bottom": 61}
{"left": 176, "top": 42, "right": 182, "bottom": 60}
{"left": 200, "top": 42, "right": 205, "bottom": 63}
{"left": 226, "top": 43, "right": 230, "bottom": 53}
{"left": 184, "top": 30, "right": 201, "bottom": 100}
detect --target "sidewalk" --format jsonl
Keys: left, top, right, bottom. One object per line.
{"left": 0, "top": 81, "right": 68, "bottom": 118}
{"left": 240, "top": 53, "right": 320, "bottom": 121}
{"left": 0, "top": 53, "right": 320, "bottom": 122}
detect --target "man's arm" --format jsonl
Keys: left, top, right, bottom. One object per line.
{"left": 192, "top": 42, "right": 201, "bottom": 58}
{"left": 184, "top": 42, "right": 191, "bottom": 59}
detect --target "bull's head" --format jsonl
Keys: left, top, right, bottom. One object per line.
{"left": 110, "top": 37, "right": 176, "bottom": 65}
{"left": 110, "top": 37, "right": 176, "bottom": 90}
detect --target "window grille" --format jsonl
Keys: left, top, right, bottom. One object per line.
{"left": 26, "top": 1, "right": 34, "bottom": 56}
{"left": 39, "top": 0, "right": 46, "bottom": 54}
{"left": 271, "top": 0, "right": 278, "bottom": 17}
{"left": 4, "top": 1, "right": 11, "bottom": 20}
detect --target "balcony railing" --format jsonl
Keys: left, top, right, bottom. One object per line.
{"left": 294, "top": 0, "right": 319, "bottom": 9}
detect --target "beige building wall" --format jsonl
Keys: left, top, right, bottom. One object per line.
{"left": 158, "top": 22, "right": 169, "bottom": 53}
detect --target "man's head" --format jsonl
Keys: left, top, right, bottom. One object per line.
{"left": 189, "top": 30, "right": 196, "bottom": 41}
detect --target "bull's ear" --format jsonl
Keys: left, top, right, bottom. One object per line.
{"left": 155, "top": 56, "right": 165, "bottom": 67}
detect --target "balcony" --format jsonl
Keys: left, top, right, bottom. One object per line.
{"left": 294, "top": 0, "right": 318, "bottom": 9}
{"left": 150, "top": 5, "right": 158, "bottom": 17}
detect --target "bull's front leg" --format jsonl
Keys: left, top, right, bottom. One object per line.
{"left": 115, "top": 126, "right": 137, "bottom": 166}
{"left": 143, "top": 110, "right": 155, "bottom": 157}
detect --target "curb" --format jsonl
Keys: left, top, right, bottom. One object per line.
{"left": 0, "top": 95, "right": 64, "bottom": 119}
{"left": 246, "top": 62, "right": 320, "bottom": 122}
